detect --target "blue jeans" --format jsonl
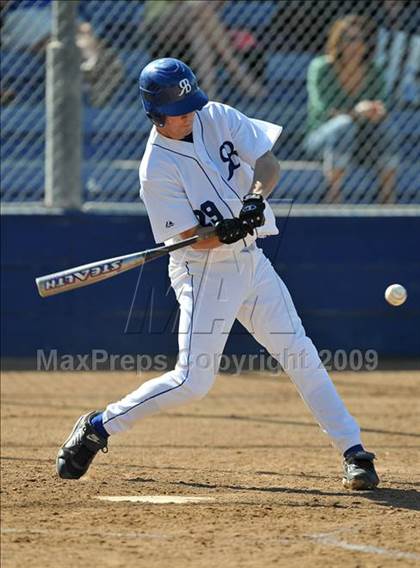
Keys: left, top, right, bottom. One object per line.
{"left": 304, "top": 114, "right": 400, "bottom": 172}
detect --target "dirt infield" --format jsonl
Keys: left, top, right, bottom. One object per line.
{"left": 1, "top": 370, "right": 419, "bottom": 567}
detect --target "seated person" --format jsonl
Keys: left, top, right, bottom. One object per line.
{"left": 304, "top": 15, "right": 399, "bottom": 204}
{"left": 142, "top": 0, "right": 261, "bottom": 100}
{"left": 76, "top": 22, "right": 124, "bottom": 108}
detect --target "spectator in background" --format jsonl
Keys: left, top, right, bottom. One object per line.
{"left": 375, "top": 0, "right": 420, "bottom": 108}
{"left": 304, "top": 15, "right": 399, "bottom": 204}
{"left": 76, "top": 22, "right": 124, "bottom": 108}
{"left": 142, "top": 0, "right": 260, "bottom": 100}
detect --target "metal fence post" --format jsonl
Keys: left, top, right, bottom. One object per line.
{"left": 45, "top": 0, "right": 81, "bottom": 209}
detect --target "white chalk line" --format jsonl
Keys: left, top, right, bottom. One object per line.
{"left": 1, "top": 527, "right": 169, "bottom": 540}
{"left": 307, "top": 531, "right": 420, "bottom": 561}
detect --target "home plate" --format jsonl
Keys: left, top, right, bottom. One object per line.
{"left": 96, "top": 495, "right": 215, "bottom": 504}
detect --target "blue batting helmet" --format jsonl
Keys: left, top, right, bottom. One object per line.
{"left": 139, "top": 58, "right": 208, "bottom": 127}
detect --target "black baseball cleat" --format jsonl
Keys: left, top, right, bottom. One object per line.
{"left": 342, "top": 450, "right": 379, "bottom": 490}
{"left": 56, "top": 411, "right": 108, "bottom": 479}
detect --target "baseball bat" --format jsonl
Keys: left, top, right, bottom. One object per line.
{"left": 36, "top": 228, "right": 216, "bottom": 298}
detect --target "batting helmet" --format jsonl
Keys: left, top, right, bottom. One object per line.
{"left": 139, "top": 58, "right": 208, "bottom": 127}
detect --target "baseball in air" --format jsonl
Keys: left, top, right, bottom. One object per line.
{"left": 385, "top": 284, "right": 407, "bottom": 306}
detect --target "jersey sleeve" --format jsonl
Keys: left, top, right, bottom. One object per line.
{"left": 140, "top": 172, "right": 198, "bottom": 244}
{"left": 225, "top": 105, "right": 273, "bottom": 166}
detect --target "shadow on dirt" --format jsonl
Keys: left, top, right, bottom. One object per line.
{"left": 126, "top": 476, "right": 420, "bottom": 511}
{"left": 361, "top": 488, "right": 420, "bottom": 511}
{"left": 171, "top": 412, "right": 420, "bottom": 439}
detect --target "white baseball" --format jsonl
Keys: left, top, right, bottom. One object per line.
{"left": 385, "top": 284, "right": 407, "bottom": 306}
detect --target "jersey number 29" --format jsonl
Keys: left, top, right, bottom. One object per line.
{"left": 194, "top": 200, "right": 224, "bottom": 227}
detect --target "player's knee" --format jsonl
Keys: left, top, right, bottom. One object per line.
{"left": 182, "top": 368, "right": 216, "bottom": 400}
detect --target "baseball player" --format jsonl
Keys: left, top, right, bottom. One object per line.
{"left": 57, "top": 58, "right": 379, "bottom": 490}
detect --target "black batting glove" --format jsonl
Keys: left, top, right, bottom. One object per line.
{"left": 215, "top": 218, "right": 252, "bottom": 244}
{"left": 239, "top": 193, "right": 265, "bottom": 229}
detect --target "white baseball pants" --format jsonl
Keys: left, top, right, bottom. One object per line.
{"left": 102, "top": 245, "right": 361, "bottom": 453}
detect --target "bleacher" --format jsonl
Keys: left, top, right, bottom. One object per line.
{"left": 1, "top": 0, "right": 419, "bottom": 204}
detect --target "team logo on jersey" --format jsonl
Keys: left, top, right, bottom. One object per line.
{"left": 165, "top": 220, "right": 174, "bottom": 228}
{"left": 219, "top": 141, "right": 240, "bottom": 180}
{"left": 178, "top": 79, "right": 192, "bottom": 96}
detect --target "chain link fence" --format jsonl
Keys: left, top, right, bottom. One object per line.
{"left": 1, "top": 0, "right": 419, "bottom": 205}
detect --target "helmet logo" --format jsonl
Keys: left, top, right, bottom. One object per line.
{"left": 178, "top": 78, "right": 192, "bottom": 96}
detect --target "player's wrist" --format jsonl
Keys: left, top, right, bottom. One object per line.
{"left": 246, "top": 182, "right": 264, "bottom": 198}
{"left": 243, "top": 192, "right": 264, "bottom": 202}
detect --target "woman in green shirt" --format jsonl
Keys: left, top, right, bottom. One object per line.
{"left": 304, "top": 15, "right": 399, "bottom": 203}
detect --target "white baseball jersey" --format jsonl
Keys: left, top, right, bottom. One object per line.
{"left": 139, "top": 102, "right": 282, "bottom": 262}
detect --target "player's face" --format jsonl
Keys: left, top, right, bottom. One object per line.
{"left": 158, "top": 112, "right": 195, "bottom": 139}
